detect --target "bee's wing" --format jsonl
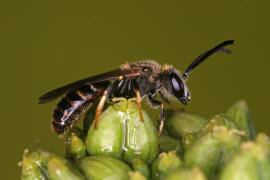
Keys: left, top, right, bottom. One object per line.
{"left": 38, "top": 68, "right": 141, "bottom": 104}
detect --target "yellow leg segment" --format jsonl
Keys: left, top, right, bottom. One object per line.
{"left": 135, "top": 90, "right": 144, "bottom": 122}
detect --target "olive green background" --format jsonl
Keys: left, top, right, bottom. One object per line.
{"left": 1, "top": 0, "right": 270, "bottom": 179}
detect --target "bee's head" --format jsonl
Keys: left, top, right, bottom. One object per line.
{"left": 160, "top": 40, "right": 235, "bottom": 105}
{"left": 161, "top": 67, "right": 190, "bottom": 105}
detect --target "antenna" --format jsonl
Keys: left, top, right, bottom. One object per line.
{"left": 182, "top": 40, "right": 235, "bottom": 80}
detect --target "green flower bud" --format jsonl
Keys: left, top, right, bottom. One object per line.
{"left": 165, "top": 168, "right": 207, "bottom": 180}
{"left": 257, "top": 160, "right": 270, "bottom": 180}
{"left": 128, "top": 171, "right": 147, "bottom": 180}
{"left": 226, "top": 100, "right": 256, "bottom": 139}
{"left": 35, "top": 149, "right": 51, "bottom": 168}
{"left": 159, "top": 135, "right": 184, "bottom": 157}
{"left": 131, "top": 158, "right": 150, "bottom": 179}
{"left": 165, "top": 111, "right": 208, "bottom": 138}
{"left": 198, "top": 114, "right": 240, "bottom": 137}
{"left": 18, "top": 149, "right": 48, "bottom": 180}
{"left": 256, "top": 133, "right": 270, "bottom": 145}
{"left": 65, "top": 127, "right": 87, "bottom": 160}
{"left": 151, "top": 151, "right": 183, "bottom": 180}
{"left": 212, "top": 126, "right": 244, "bottom": 174}
{"left": 255, "top": 133, "right": 270, "bottom": 158}
{"left": 220, "top": 141, "right": 270, "bottom": 180}
{"left": 220, "top": 154, "right": 260, "bottom": 180}
{"left": 184, "top": 133, "right": 222, "bottom": 178}
{"left": 78, "top": 156, "right": 131, "bottom": 180}
{"left": 242, "top": 141, "right": 270, "bottom": 180}
{"left": 85, "top": 98, "right": 158, "bottom": 164}
{"left": 47, "top": 154, "right": 86, "bottom": 180}
{"left": 184, "top": 125, "right": 245, "bottom": 178}
{"left": 182, "top": 133, "right": 197, "bottom": 150}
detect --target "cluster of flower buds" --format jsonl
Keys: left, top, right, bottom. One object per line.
{"left": 19, "top": 100, "right": 270, "bottom": 180}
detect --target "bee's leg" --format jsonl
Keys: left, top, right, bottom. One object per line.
{"left": 135, "top": 89, "right": 144, "bottom": 122}
{"left": 147, "top": 96, "right": 165, "bottom": 136}
{"left": 94, "top": 92, "right": 107, "bottom": 129}
{"left": 158, "top": 103, "right": 165, "bottom": 136}
{"left": 160, "top": 93, "right": 171, "bottom": 105}
{"left": 94, "top": 77, "right": 123, "bottom": 129}
{"left": 160, "top": 92, "right": 184, "bottom": 111}
{"left": 130, "top": 79, "right": 144, "bottom": 122}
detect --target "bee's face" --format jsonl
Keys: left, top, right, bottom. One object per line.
{"left": 169, "top": 72, "right": 190, "bottom": 104}
{"left": 161, "top": 68, "right": 191, "bottom": 105}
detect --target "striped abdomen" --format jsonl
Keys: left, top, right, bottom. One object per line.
{"left": 52, "top": 82, "right": 109, "bottom": 135}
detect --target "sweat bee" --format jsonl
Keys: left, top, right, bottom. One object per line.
{"left": 39, "top": 40, "right": 235, "bottom": 135}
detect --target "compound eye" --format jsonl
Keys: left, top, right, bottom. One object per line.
{"left": 170, "top": 73, "right": 185, "bottom": 98}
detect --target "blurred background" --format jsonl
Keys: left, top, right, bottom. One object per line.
{"left": 1, "top": 0, "right": 270, "bottom": 178}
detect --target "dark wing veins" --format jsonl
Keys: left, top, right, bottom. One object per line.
{"left": 38, "top": 68, "right": 141, "bottom": 104}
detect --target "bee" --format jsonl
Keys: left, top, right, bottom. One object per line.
{"left": 39, "top": 40, "right": 235, "bottom": 135}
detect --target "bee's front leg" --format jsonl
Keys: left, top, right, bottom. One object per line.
{"left": 147, "top": 96, "right": 165, "bottom": 136}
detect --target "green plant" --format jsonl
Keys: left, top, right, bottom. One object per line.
{"left": 19, "top": 100, "right": 270, "bottom": 180}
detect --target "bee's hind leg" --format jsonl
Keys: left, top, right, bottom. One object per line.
{"left": 94, "top": 77, "right": 123, "bottom": 129}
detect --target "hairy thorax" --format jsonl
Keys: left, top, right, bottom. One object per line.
{"left": 120, "top": 60, "right": 162, "bottom": 98}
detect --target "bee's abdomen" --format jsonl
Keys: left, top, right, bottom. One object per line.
{"left": 51, "top": 84, "right": 105, "bottom": 135}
